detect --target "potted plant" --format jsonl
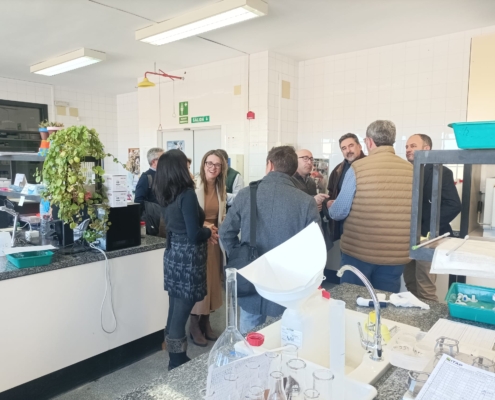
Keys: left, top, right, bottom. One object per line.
{"left": 38, "top": 120, "right": 50, "bottom": 140}
{"left": 47, "top": 121, "right": 64, "bottom": 136}
{"left": 35, "top": 125, "right": 123, "bottom": 243}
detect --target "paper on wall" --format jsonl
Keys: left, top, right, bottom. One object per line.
{"left": 237, "top": 222, "right": 326, "bottom": 293}
{"left": 431, "top": 237, "right": 495, "bottom": 278}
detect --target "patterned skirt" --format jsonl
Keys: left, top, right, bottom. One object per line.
{"left": 164, "top": 233, "right": 207, "bottom": 302}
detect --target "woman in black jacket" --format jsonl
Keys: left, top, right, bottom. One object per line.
{"left": 154, "top": 150, "right": 217, "bottom": 370}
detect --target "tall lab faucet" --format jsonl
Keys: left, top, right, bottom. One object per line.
{"left": 337, "top": 265, "right": 383, "bottom": 361}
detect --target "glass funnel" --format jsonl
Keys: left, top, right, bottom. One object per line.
{"left": 208, "top": 268, "right": 254, "bottom": 369}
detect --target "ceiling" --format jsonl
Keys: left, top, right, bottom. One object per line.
{"left": 2, "top": 0, "right": 495, "bottom": 94}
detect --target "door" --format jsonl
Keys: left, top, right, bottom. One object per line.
{"left": 192, "top": 128, "right": 222, "bottom": 175}
{"left": 160, "top": 128, "right": 222, "bottom": 174}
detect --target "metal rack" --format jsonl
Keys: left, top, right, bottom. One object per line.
{"left": 409, "top": 149, "right": 495, "bottom": 284}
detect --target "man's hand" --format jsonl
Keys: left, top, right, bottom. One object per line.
{"left": 314, "top": 193, "right": 329, "bottom": 212}
{"left": 208, "top": 229, "right": 219, "bottom": 245}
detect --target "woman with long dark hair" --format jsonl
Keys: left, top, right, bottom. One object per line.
{"left": 154, "top": 149, "right": 215, "bottom": 370}
{"left": 189, "top": 150, "right": 227, "bottom": 346}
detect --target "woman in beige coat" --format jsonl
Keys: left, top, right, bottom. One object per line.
{"left": 190, "top": 150, "right": 227, "bottom": 346}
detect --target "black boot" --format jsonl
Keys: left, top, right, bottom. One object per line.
{"left": 166, "top": 336, "right": 190, "bottom": 371}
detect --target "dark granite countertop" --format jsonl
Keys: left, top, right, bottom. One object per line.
{"left": 0, "top": 236, "right": 166, "bottom": 282}
{"left": 118, "top": 283, "right": 495, "bottom": 400}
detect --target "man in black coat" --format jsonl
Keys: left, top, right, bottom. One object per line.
{"left": 404, "top": 134, "right": 462, "bottom": 301}
{"left": 135, "top": 147, "right": 163, "bottom": 206}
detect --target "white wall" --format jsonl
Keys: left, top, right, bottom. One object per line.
{"left": 116, "top": 92, "right": 139, "bottom": 173}
{"left": 0, "top": 76, "right": 119, "bottom": 174}
{"left": 297, "top": 25, "right": 495, "bottom": 170}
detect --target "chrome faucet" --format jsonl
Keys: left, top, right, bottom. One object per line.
{"left": 337, "top": 265, "right": 383, "bottom": 361}
{"left": 0, "top": 206, "right": 19, "bottom": 247}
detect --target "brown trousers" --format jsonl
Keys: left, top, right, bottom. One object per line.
{"left": 404, "top": 259, "right": 438, "bottom": 302}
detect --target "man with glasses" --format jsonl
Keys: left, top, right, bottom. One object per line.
{"left": 135, "top": 147, "right": 164, "bottom": 235}
{"left": 293, "top": 149, "right": 329, "bottom": 211}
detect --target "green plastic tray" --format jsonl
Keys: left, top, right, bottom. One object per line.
{"left": 7, "top": 250, "right": 54, "bottom": 269}
{"left": 445, "top": 282, "right": 495, "bottom": 326}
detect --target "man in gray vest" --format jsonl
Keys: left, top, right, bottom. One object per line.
{"left": 220, "top": 146, "right": 321, "bottom": 333}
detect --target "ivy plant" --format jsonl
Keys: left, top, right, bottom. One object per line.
{"left": 35, "top": 125, "right": 124, "bottom": 243}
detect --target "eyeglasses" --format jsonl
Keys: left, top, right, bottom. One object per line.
{"left": 205, "top": 161, "right": 222, "bottom": 169}
{"left": 299, "top": 156, "right": 314, "bottom": 162}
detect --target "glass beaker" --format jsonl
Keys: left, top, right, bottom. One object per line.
{"left": 268, "top": 371, "right": 287, "bottom": 400}
{"left": 286, "top": 358, "right": 307, "bottom": 399}
{"left": 208, "top": 269, "right": 254, "bottom": 370}
{"left": 303, "top": 389, "right": 320, "bottom": 399}
{"left": 281, "top": 344, "right": 299, "bottom": 377}
{"left": 312, "top": 369, "right": 333, "bottom": 399}
{"left": 244, "top": 386, "right": 264, "bottom": 400}
{"left": 225, "top": 372, "right": 241, "bottom": 400}
{"left": 472, "top": 356, "right": 495, "bottom": 372}
{"left": 434, "top": 337, "right": 459, "bottom": 357}
{"left": 406, "top": 371, "right": 429, "bottom": 397}
{"left": 246, "top": 360, "right": 262, "bottom": 390}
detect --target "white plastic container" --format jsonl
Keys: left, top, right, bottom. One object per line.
{"left": 107, "top": 191, "right": 127, "bottom": 208}
{"left": 280, "top": 290, "right": 330, "bottom": 365}
{"left": 103, "top": 174, "right": 127, "bottom": 192}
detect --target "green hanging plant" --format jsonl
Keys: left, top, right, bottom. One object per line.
{"left": 35, "top": 125, "right": 125, "bottom": 243}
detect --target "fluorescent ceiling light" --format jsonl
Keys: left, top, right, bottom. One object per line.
{"left": 136, "top": 0, "right": 268, "bottom": 46}
{"left": 30, "top": 48, "right": 106, "bottom": 76}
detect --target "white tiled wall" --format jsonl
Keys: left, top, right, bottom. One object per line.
{"left": 267, "top": 52, "right": 298, "bottom": 149}
{"left": 116, "top": 92, "right": 139, "bottom": 173}
{"left": 0, "top": 76, "right": 119, "bottom": 173}
{"left": 297, "top": 25, "right": 495, "bottom": 171}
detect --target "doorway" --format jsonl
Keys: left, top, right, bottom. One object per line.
{"left": 159, "top": 127, "right": 222, "bottom": 174}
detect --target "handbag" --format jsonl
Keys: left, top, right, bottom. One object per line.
{"left": 225, "top": 181, "right": 260, "bottom": 297}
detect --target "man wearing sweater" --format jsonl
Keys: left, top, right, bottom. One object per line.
{"left": 328, "top": 120, "right": 413, "bottom": 293}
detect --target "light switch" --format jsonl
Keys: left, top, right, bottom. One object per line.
{"left": 282, "top": 80, "right": 291, "bottom": 99}
{"left": 56, "top": 106, "right": 67, "bottom": 116}
{"left": 69, "top": 107, "right": 79, "bottom": 117}
{"left": 234, "top": 85, "right": 241, "bottom": 95}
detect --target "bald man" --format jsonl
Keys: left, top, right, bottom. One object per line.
{"left": 293, "top": 149, "right": 329, "bottom": 211}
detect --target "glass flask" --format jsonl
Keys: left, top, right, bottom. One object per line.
{"left": 312, "top": 369, "right": 334, "bottom": 399}
{"left": 286, "top": 358, "right": 307, "bottom": 399}
{"left": 268, "top": 371, "right": 287, "bottom": 400}
{"left": 207, "top": 269, "right": 254, "bottom": 369}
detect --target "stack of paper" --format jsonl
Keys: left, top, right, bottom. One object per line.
{"left": 431, "top": 238, "right": 495, "bottom": 278}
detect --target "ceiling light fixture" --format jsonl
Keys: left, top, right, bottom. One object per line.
{"left": 137, "top": 70, "right": 184, "bottom": 88}
{"left": 135, "top": 0, "right": 268, "bottom": 46}
{"left": 30, "top": 48, "right": 106, "bottom": 76}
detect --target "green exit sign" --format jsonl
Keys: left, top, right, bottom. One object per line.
{"left": 191, "top": 116, "right": 210, "bottom": 123}
{"left": 179, "top": 101, "right": 188, "bottom": 116}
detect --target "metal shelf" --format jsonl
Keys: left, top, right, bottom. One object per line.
{"left": 0, "top": 153, "right": 45, "bottom": 162}
{"left": 0, "top": 191, "right": 41, "bottom": 202}
{"left": 410, "top": 149, "right": 495, "bottom": 286}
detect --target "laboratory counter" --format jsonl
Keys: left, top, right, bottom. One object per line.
{"left": 116, "top": 283, "right": 495, "bottom": 400}
{"left": 0, "top": 235, "right": 166, "bottom": 281}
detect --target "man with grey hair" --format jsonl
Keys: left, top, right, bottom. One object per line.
{"left": 327, "top": 120, "right": 413, "bottom": 293}
{"left": 135, "top": 147, "right": 164, "bottom": 211}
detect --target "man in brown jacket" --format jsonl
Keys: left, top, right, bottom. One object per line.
{"left": 326, "top": 133, "right": 366, "bottom": 242}
{"left": 328, "top": 120, "right": 413, "bottom": 293}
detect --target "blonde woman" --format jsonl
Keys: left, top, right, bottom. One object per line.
{"left": 190, "top": 150, "right": 227, "bottom": 346}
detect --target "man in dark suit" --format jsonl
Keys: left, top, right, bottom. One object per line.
{"left": 405, "top": 134, "right": 462, "bottom": 301}
{"left": 220, "top": 146, "right": 321, "bottom": 334}
{"left": 134, "top": 147, "right": 163, "bottom": 206}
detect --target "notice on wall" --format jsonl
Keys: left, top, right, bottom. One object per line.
{"left": 167, "top": 140, "right": 185, "bottom": 152}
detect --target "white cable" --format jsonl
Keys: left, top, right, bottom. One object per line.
{"left": 89, "top": 242, "right": 117, "bottom": 334}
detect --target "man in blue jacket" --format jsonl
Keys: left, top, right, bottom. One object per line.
{"left": 405, "top": 134, "right": 462, "bottom": 301}
{"left": 135, "top": 147, "right": 163, "bottom": 206}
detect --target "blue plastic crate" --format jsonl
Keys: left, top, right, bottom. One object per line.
{"left": 6, "top": 250, "right": 54, "bottom": 269}
{"left": 448, "top": 121, "right": 495, "bottom": 149}
{"left": 445, "top": 282, "right": 495, "bottom": 326}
